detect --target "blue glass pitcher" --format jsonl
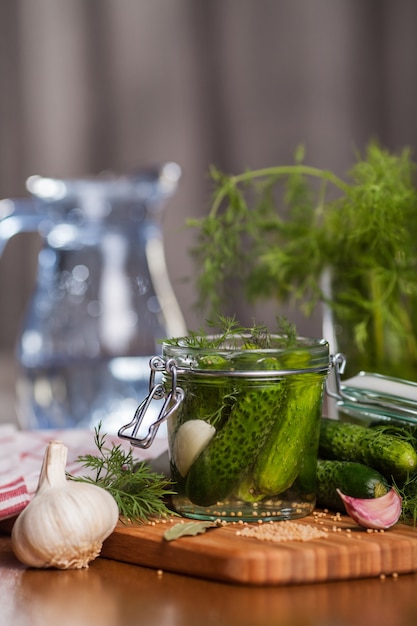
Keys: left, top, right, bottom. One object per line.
{"left": 0, "top": 162, "right": 186, "bottom": 432}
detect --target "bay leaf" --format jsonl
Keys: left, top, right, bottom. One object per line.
{"left": 163, "top": 521, "right": 217, "bottom": 541}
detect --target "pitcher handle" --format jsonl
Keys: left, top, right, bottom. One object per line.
{"left": 0, "top": 198, "right": 45, "bottom": 257}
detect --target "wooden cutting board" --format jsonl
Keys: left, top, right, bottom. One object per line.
{"left": 101, "top": 512, "right": 417, "bottom": 586}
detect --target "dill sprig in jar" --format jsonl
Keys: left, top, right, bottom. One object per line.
{"left": 119, "top": 320, "right": 331, "bottom": 522}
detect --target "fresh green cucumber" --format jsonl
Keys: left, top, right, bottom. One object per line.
{"left": 252, "top": 374, "right": 324, "bottom": 496}
{"left": 319, "top": 417, "right": 417, "bottom": 481}
{"left": 185, "top": 382, "right": 286, "bottom": 507}
{"left": 316, "top": 459, "right": 391, "bottom": 512}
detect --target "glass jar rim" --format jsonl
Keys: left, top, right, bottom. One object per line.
{"left": 162, "top": 334, "right": 330, "bottom": 376}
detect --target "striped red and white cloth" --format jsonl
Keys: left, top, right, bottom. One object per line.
{"left": 0, "top": 424, "right": 167, "bottom": 521}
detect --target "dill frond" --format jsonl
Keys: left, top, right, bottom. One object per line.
{"left": 68, "top": 423, "right": 175, "bottom": 523}
{"left": 189, "top": 141, "right": 417, "bottom": 377}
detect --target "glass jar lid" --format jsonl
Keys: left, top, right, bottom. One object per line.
{"left": 333, "top": 370, "right": 417, "bottom": 425}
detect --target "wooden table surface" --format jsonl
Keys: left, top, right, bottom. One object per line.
{"left": 1, "top": 531, "right": 417, "bottom": 626}
{"left": 2, "top": 353, "right": 417, "bottom": 626}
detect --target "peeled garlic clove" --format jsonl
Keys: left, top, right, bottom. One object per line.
{"left": 337, "top": 487, "right": 402, "bottom": 530}
{"left": 173, "top": 420, "right": 216, "bottom": 477}
{"left": 11, "top": 441, "right": 119, "bottom": 570}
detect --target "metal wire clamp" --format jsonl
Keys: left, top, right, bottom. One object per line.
{"left": 118, "top": 356, "right": 184, "bottom": 449}
{"left": 325, "top": 352, "right": 347, "bottom": 401}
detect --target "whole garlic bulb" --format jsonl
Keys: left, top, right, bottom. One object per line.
{"left": 11, "top": 440, "right": 119, "bottom": 569}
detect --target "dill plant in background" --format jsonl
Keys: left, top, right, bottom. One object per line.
{"left": 188, "top": 142, "right": 417, "bottom": 380}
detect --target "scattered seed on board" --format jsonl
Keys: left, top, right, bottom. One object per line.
{"left": 235, "top": 520, "right": 328, "bottom": 542}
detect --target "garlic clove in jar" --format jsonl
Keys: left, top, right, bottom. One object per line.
{"left": 173, "top": 419, "right": 216, "bottom": 477}
{"left": 11, "top": 440, "right": 119, "bottom": 569}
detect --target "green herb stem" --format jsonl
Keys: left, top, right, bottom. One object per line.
{"left": 209, "top": 165, "right": 349, "bottom": 218}
{"left": 369, "top": 270, "right": 386, "bottom": 368}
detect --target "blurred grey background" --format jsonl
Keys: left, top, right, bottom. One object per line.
{"left": 1, "top": 0, "right": 417, "bottom": 354}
